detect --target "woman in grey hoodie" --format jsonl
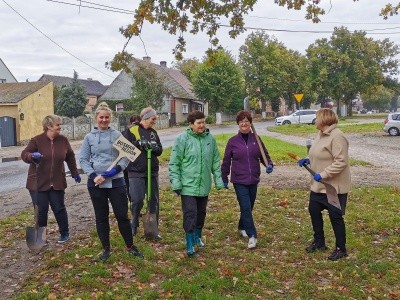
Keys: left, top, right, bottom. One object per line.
{"left": 79, "top": 102, "right": 143, "bottom": 260}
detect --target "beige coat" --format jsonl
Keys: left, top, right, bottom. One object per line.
{"left": 309, "top": 124, "right": 351, "bottom": 194}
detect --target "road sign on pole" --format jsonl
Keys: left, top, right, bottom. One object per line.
{"left": 294, "top": 93, "right": 304, "bottom": 103}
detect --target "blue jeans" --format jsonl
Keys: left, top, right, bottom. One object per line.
{"left": 233, "top": 183, "right": 258, "bottom": 238}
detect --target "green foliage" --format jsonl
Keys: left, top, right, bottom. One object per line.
{"left": 130, "top": 63, "right": 167, "bottom": 112}
{"left": 172, "top": 58, "right": 200, "bottom": 82}
{"left": 55, "top": 71, "right": 87, "bottom": 117}
{"left": 192, "top": 49, "right": 245, "bottom": 114}
{"left": 362, "top": 85, "right": 394, "bottom": 112}
{"left": 239, "top": 32, "right": 305, "bottom": 113}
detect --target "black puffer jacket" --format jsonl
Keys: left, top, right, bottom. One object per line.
{"left": 122, "top": 124, "right": 163, "bottom": 178}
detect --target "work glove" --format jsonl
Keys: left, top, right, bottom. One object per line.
{"left": 101, "top": 167, "right": 119, "bottom": 178}
{"left": 313, "top": 173, "right": 322, "bottom": 182}
{"left": 72, "top": 175, "right": 81, "bottom": 183}
{"left": 266, "top": 164, "right": 274, "bottom": 174}
{"left": 298, "top": 158, "right": 310, "bottom": 167}
{"left": 174, "top": 190, "right": 181, "bottom": 196}
{"left": 139, "top": 140, "right": 152, "bottom": 151}
{"left": 223, "top": 182, "right": 229, "bottom": 189}
{"left": 31, "top": 152, "right": 42, "bottom": 161}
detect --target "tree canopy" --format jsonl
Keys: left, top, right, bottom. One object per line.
{"left": 109, "top": 1, "right": 395, "bottom": 70}
{"left": 56, "top": 71, "right": 87, "bottom": 118}
{"left": 191, "top": 49, "right": 245, "bottom": 114}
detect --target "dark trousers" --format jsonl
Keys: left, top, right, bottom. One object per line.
{"left": 309, "top": 191, "right": 347, "bottom": 250}
{"left": 233, "top": 183, "right": 258, "bottom": 238}
{"left": 129, "top": 177, "right": 160, "bottom": 234}
{"left": 88, "top": 186, "right": 133, "bottom": 250}
{"left": 181, "top": 195, "right": 208, "bottom": 233}
{"left": 30, "top": 188, "right": 68, "bottom": 234}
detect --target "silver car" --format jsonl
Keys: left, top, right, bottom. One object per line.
{"left": 383, "top": 113, "right": 400, "bottom": 136}
{"left": 275, "top": 109, "right": 317, "bottom": 125}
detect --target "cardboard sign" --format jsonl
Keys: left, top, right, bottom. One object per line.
{"left": 107, "top": 135, "right": 140, "bottom": 171}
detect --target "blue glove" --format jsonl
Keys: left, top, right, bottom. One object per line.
{"left": 174, "top": 190, "right": 181, "bottom": 196}
{"left": 298, "top": 158, "right": 310, "bottom": 167}
{"left": 266, "top": 164, "right": 273, "bottom": 174}
{"left": 72, "top": 175, "right": 81, "bottom": 183}
{"left": 314, "top": 173, "right": 322, "bottom": 182}
{"left": 31, "top": 152, "right": 42, "bottom": 161}
{"left": 223, "top": 182, "right": 228, "bottom": 189}
{"left": 101, "top": 167, "right": 119, "bottom": 178}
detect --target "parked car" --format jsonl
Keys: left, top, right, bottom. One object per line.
{"left": 383, "top": 113, "right": 400, "bottom": 136}
{"left": 275, "top": 109, "right": 317, "bottom": 125}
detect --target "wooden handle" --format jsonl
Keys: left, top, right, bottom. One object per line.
{"left": 251, "top": 124, "right": 268, "bottom": 166}
{"left": 287, "top": 152, "right": 316, "bottom": 176}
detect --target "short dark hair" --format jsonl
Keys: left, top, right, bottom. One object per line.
{"left": 187, "top": 110, "right": 205, "bottom": 124}
{"left": 129, "top": 114, "right": 141, "bottom": 124}
{"left": 236, "top": 110, "right": 252, "bottom": 124}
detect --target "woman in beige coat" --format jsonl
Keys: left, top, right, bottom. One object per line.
{"left": 298, "top": 108, "right": 351, "bottom": 261}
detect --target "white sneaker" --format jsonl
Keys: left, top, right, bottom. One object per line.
{"left": 239, "top": 230, "right": 248, "bottom": 238}
{"left": 248, "top": 236, "right": 257, "bottom": 249}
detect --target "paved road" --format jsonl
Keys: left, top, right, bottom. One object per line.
{"left": 1, "top": 119, "right": 395, "bottom": 194}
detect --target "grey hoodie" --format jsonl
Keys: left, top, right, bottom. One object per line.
{"left": 79, "top": 127, "right": 129, "bottom": 188}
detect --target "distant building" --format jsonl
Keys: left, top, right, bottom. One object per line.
{"left": 100, "top": 57, "right": 207, "bottom": 125}
{"left": 38, "top": 74, "right": 107, "bottom": 112}
{"left": 0, "top": 81, "right": 54, "bottom": 146}
{"left": 0, "top": 58, "right": 18, "bottom": 83}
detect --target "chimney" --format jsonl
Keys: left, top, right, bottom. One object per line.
{"left": 160, "top": 61, "right": 167, "bottom": 68}
{"left": 143, "top": 56, "right": 151, "bottom": 63}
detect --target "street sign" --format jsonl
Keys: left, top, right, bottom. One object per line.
{"left": 294, "top": 93, "right": 304, "bottom": 103}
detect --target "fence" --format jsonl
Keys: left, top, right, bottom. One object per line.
{"left": 60, "top": 114, "right": 169, "bottom": 140}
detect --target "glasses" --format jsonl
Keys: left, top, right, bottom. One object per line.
{"left": 239, "top": 120, "right": 250, "bottom": 125}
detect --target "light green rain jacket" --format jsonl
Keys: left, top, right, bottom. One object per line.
{"left": 169, "top": 127, "right": 224, "bottom": 196}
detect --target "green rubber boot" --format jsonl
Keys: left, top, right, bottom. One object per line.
{"left": 194, "top": 228, "right": 205, "bottom": 247}
{"left": 185, "top": 232, "right": 195, "bottom": 257}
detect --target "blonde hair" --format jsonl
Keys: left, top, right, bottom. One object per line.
{"left": 42, "top": 114, "right": 62, "bottom": 131}
{"left": 316, "top": 108, "right": 338, "bottom": 127}
{"left": 140, "top": 107, "right": 157, "bottom": 120}
{"left": 95, "top": 102, "right": 112, "bottom": 118}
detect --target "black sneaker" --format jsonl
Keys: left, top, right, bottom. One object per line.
{"left": 57, "top": 232, "right": 70, "bottom": 244}
{"left": 306, "top": 241, "right": 327, "bottom": 253}
{"left": 127, "top": 245, "right": 144, "bottom": 259}
{"left": 328, "top": 248, "right": 347, "bottom": 261}
{"left": 99, "top": 250, "right": 112, "bottom": 261}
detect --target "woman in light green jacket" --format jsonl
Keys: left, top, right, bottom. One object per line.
{"left": 169, "top": 110, "right": 224, "bottom": 257}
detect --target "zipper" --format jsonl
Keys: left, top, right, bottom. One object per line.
{"left": 50, "top": 140, "right": 54, "bottom": 187}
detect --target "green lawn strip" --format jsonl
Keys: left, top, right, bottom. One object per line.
{"left": 267, "top": 122, "right": 383, "bottom": 136}
{"left": 6, "top": 186, "right": 399, "bottom": 299}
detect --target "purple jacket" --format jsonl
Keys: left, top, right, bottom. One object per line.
{"left": 221, "top": 132, "right": 273, "bottom": 185}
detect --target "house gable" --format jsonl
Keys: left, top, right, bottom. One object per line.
{"left": 0, "top": 58, "right": 18, "bottom": 83}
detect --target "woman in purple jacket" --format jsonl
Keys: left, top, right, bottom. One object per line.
{"left": 221, "top": 110, "right": 274, "bottom": 249}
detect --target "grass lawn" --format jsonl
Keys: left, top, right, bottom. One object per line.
{"left": 4, "top": 186, "right": 399, "bottom": 299}
{"left": 3, "top": 133, "right": 394, "bottom": 299}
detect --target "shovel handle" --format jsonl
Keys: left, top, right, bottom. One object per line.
{"left": 287, "top": 152, "right": 316, "bottom": 176}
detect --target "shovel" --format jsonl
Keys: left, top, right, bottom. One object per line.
{"left": 288, "top": 153, "right": 342, "bottom": 212}
{"left": 26, "top": 162, "right": 47, "bottom": 253}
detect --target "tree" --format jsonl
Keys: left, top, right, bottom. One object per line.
{"left": 191, "top": 49, "right": 245, "bottom": 114}
{"left": 130, "top": 63, "right": 167, "bottom": 113}
{"left": 56, "top": 71, "right": 87, "bottom": 117}
{"left": 305, "top": 27, "right": 399, "bottom": 116}
{"left": 108, "top": 1, "right": 392, "bottom": 71}
{"left": 362, "top": 85, "right": 393, "bottom": 112}
{"left": 172, "top": 58, "right": 200, "bottom": 82}
{"left": 239, "top": 31, "right": 303, "bottom": 113}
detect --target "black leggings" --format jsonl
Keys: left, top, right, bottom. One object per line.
{"left": 309, "top": 191, "right": 347, "bottom": 250}
{"left": 88, "top": 186, "right": 133, "bottom": 250}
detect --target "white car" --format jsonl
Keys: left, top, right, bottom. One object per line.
{"left": 383, "top": 113, "right": 400, "bottom": 136}
{"left": 275, "top": 110, "right": 317, "bottom": 125}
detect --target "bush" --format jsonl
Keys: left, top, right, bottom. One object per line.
{"left": 206, "top": 115, "right": 216, "bottom": 124}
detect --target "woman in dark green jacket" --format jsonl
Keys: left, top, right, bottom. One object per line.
{"left": 169, "top": 110, "right": 224, "bottom": 257}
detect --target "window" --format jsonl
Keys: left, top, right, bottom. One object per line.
{"left": 182, "top": 104, "right": 188, "bottom": 114}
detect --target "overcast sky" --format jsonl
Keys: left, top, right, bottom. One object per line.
{"left": 1, "top": 0, "right": 399, "bottom": 85}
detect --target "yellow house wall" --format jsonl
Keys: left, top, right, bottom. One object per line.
{"left": 17, "top": 82, "right": 54, "bottom": 143}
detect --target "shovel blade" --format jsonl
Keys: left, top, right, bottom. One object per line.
{"left": 26, "top": 226, "right": 47, "bottom": 252}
